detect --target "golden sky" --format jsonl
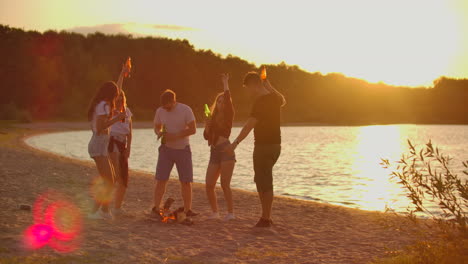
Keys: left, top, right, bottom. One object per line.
{"left": 1, "top": 0, "right": 467, "bottom": 87}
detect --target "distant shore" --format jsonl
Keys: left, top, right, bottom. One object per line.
{"left": 0, "top": 123, "right": 417, "bottom": 263}
{"left": 10, "top": 121, "right": 468, "bottom": 132}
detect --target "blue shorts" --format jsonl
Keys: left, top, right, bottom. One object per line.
{"left": 155, "top": 145, "right": 193, "bottom": 183}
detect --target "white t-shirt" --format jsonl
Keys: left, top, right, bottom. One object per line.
{"left": 154, "top": 103, "right": 195, "bottom": 149}
{"left": 110, "top": 107, "right": 133, "bottom": 135}
{"left": 92, "top": 101, "right": 110, "bottom": 133}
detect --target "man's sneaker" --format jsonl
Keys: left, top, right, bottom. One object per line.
{"left": 87, "top": 211, "right": 104, "bottom": 220}
{"left": 224, "top": 213, "right": 236, "bottom": 221}
{"left": 254, "top": 218, "right": 273, "bottom": 228}
{"left": 185, "top": 209, "right": 199, "bottom": 217}
{"left": 207, "top": 212, "right": 220, "bottom": 220}
{"left": 149, "top": 207, "right": 163, "bottom": 221}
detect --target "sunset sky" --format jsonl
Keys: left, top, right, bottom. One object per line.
{"left": 1, "top": 0, "right": 467, "bottom": 87}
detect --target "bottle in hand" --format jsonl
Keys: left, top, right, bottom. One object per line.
{"left": 261, "top": 66, "right": 267, "bottom": 80}
{"left": 120, "top": 107, "right": 126, "bottom": 123}
{"left": 204, "top": 104, "right": 212, "bottom": 118}
{"left": 159, "top": 125, "right": 167, "bottom": 144}
{"left": 124, "top": 57, "right": 132, "bottom": 78}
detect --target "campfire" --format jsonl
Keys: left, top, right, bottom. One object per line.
{"left": 159, "top": 198, "right": 192, "bottom": 225}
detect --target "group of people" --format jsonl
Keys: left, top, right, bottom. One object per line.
{"left": 86, "top": 60, "right": 286, "bottom": 227}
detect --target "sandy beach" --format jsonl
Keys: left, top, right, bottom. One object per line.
{"left": 0, "top": 124, "right": 417, "bottom": 264}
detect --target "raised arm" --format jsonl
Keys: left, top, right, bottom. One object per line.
{"left": 116, "top": 66, "right": 125, "bottom": 91}
{"left": 263, "top": 79, "right": 286, "bottom": 107}
{"left": 222, "top": 73, "right": 234, "bottom": 118}
{"left": 222, "top": 73, "right": 230, "bottom": 92}
{"left": 116, "top": 60, "right": 131, "bottom": 91}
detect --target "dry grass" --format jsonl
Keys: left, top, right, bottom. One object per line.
{"left": 372, "top": 238, "right": 468, "bottom": 264}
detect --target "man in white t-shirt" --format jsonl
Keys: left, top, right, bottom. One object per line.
{"left": 151, "top": 89, "right": 198, "bottom": 219}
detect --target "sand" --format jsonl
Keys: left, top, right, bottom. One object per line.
{"left": 0, "top": 124, "right": 416, "bottom": 264}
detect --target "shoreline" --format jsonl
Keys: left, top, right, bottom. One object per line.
{"left": 0, "top": 124, "right": 418, "bottom": 264}
{"left": 11, "top": 121, "right": 468, "bottom": 132}
{"left": 20, "top": 126, "right": 361, "bottom": 213}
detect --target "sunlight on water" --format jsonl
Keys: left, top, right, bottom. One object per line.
{"left": 351, "top": 125, "right": 406, "bottom": 211}
{"left": 25, "top": 125, "right": 468, "bottom": 212}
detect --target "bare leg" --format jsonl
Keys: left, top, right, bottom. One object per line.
{"left": 258, "top": 190, "right": 274, "bottom": 220}
{"left": 205, "top": 163, "right": 221, "bottom": 213}
{"left": 153, "top": 180, "right": 168, "bottom": 209}
{"left": 220, "top": 161, "right": 235, "bottom": 213}
{"left": 93, "top": 156, "right": 115, "bottom": 213}
{"left": 110, "top": 152, "right": 126, "bottom": 209}
{"left": 180, "top": 181, "right": 192, "bottom": 212}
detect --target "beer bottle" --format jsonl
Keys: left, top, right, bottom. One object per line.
{"left": 261, "top": 66, "right": 267, "bottom": 80}
{"left": 204, "top": 104, "right": 211, "bottom": 118}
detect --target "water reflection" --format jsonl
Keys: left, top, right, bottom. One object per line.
{"left": 351, "top": 125, "right": 407, "bottom": 211}
{"left": 26, "top": 125, "right": 468, "bottom": 213}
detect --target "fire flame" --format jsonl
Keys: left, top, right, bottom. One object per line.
{"left": 160, "top": 209, "right": 176, "bottom": 223}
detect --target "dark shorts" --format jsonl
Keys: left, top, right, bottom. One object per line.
{"left": 108, "top": 136, "right": 129, "bottom": 187}
{"left": 155, "top": 145, "right": 193, "bottom": 183}
{"left": 253, "top": 144, "right": 281, "bottom": 192}
{"left": 209, "top": 141, "right": 236, "bottom": 165}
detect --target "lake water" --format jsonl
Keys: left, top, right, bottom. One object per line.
{"left": 26, "top": 125, "right": 468, "bottom": 212}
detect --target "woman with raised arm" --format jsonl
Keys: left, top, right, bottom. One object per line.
{"left": 87, "top": 80, "right": 126, "bottom": 220}
{"left": 203, "top": 73, "right": 236, "bottom": 221}
{"left": 109, "top": 62, "right": 133, "bottom": 217}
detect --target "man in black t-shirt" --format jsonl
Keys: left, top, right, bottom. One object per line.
{"left": 224, "top": 71, "right": 286, "bottom": 227}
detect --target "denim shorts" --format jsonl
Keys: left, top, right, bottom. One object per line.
{"left": 88, "top": 134, "right": 110, "bottom": 158}
{"left": 209, "top": 141, "right": 236, "bottom": 165}
{"left": 155, "top": 145, "right": 193, "bottom": 183}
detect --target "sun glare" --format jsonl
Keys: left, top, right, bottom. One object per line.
{"left": 351, "top": 125, "right": 407, "bottom": 211}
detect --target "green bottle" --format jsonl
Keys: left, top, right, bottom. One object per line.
{"left": 159, "top": 125, "right": 167, "bottom": 144}
{"left": 204, "top": 104, "right": 211, "bottom": 118}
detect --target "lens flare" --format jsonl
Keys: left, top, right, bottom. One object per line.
{"left": 89, "top": 176, "right": 113, "bottom": 204}
{"left": 44, "top": 201, "right": 82, "bottom": 241}
{"left": 23, "top": 191, "right": 82, "bottom": 252}
{"left": 23, "top": 224, "right": 53, "bottom": 249}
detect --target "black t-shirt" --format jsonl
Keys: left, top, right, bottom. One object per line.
{"left": 250, "top": 93, "right": 282, "bottom": 145}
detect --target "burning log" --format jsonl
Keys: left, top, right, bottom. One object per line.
{"left": 158, "top": 198, "right": 194, "bottom": 225}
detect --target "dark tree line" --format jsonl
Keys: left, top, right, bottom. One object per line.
{"left": 1, "top": 24, "right": 467, "bottom": 124}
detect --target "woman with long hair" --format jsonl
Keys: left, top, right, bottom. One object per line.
{"left": 87, "top": 79, "right": 126, "bottom": 220}
{"left": 203, "top": 73, "right": 236, "bottom": 220}
{"left": 108, "top": 67, "right": 132, "bottom": 216}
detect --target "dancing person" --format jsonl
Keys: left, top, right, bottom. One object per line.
{"left": 109, "top": 63, "right": 132, "bottom": 217}
{"left": 203, "top": 73, "right": 236, "bottom": 220}
{"left": 150, "top": 89, "right": 199, "bottom": 219}
{"left": 87, "top": 81, "right": 126, "bottom": 220}
{"left": 224, "top": 71, "right": 286, "bottom": 227}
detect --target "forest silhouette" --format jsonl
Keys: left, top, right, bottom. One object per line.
{"left": 1, "top": 24, "right": 467, "bottom": 125}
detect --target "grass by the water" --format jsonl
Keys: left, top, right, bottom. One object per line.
{"left": 373, "top": 238, "right": 468, "bottom": 264}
